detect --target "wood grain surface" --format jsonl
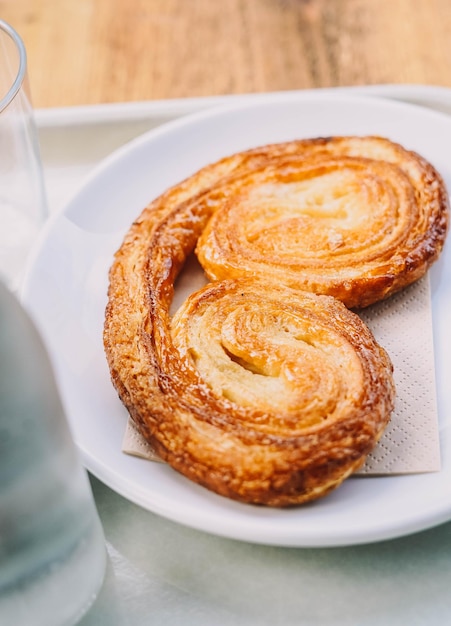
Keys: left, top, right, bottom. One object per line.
{"left": 2, "top": 0, "right": 451, "bottom": 108}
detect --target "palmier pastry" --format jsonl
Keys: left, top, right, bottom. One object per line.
{"left": 196, "top": 136, "right": 449, "bottom": 308}
{"left": 104, "top": 158, "right": 396, "bottom": 505}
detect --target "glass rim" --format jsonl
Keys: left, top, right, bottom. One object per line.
{"left": 0, "top": 19, "right": 27, "bottom": 113}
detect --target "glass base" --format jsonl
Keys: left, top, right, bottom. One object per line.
{"left": 0, "top": 513, "right": 106, "bottom": 626}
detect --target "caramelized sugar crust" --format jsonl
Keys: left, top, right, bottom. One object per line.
{"left": 195, "top": 136, "right": 449, "bottom": 308}
{"left": 103, "top": 137, "right": 408, "bottom": 505}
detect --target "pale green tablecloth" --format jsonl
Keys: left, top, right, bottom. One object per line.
{"left": 79, "top": 476, "right": 451, "bottom": 626}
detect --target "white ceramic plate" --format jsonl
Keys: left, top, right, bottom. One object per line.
{"left": 22, "top": 92, "right": 451, "bottom": 547}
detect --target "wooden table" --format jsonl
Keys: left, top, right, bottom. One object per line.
{"left": 3, "top": 0, "right": 451, "bottom": 109}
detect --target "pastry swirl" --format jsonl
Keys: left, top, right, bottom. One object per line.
{"left": 169, "top": 279, "right": 395, "bottom": 505}
{"left": 196, "top": 136, "right": 449, "bottom": 308}
{"left": 104, "top": 150, "right": 396, "bottom": 504}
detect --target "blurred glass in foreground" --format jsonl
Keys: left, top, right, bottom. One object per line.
{"left": 0, "top": 281, "right": 106, "bottom": 625}
{"left": 0, "top": 19, "right": 47, "bottom": 291}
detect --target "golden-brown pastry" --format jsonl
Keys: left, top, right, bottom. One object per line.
{"left": 196, "top": 136, "right": 449, "bottom": 308}
{"left": 168, "top": 279, "right": 395, "bottom": 505}
{"left": 104, "top": 144, "right": 396, "bottom": 504}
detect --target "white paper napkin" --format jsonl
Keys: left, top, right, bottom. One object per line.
{"left": 122, "top": 275, "right": 440, "bottom": 475}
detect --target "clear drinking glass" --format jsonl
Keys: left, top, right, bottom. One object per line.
{"left": 0, "top": 19, "right": 47, "bottom": 291}
{"left": 0, "top": 280, "right": 106, "bottom": 625}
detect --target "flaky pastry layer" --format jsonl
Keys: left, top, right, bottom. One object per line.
{"left": 196, "top": 136, "right": 449, "bottom": 308}
{"left": 104, "top": 138, "right": 399, "bottom": 504}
